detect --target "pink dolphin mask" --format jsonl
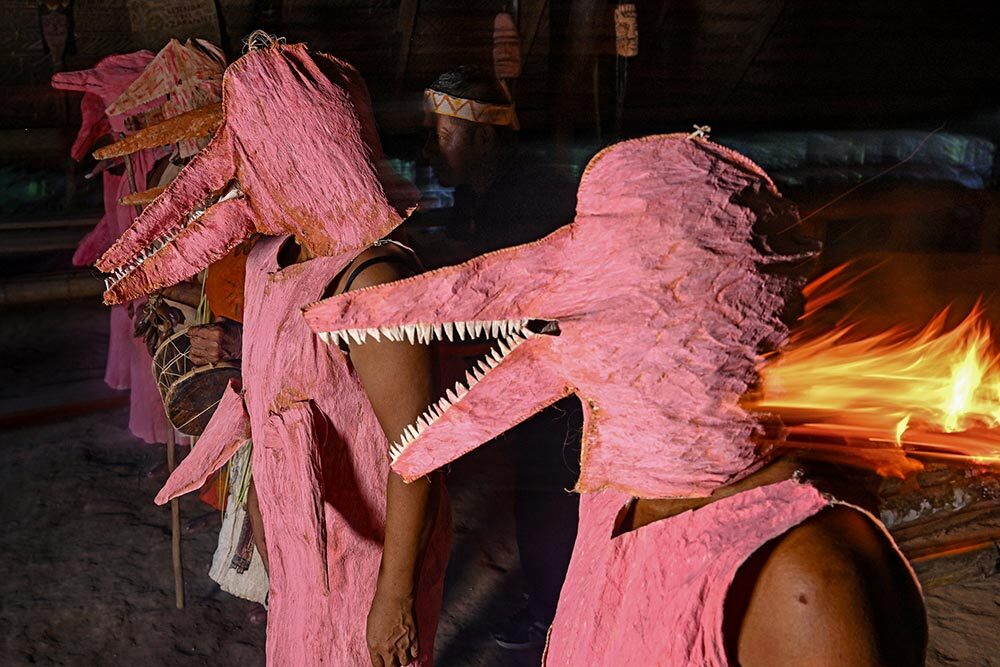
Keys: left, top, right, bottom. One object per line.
{"left": 305, "top": 135, "right": 818, "bottom": 499}
{"left": 97, "top": 41, "right": 413, "bottom": 305}
{"left": 51, "top": 50, "right": 155, "bottom": 161}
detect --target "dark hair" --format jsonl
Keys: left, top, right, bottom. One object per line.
{"left": 428, "top": 65, "right": 510, "bottom": 105}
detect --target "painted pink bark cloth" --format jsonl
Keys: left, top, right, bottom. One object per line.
{"left": 159, "top": 238, "right": 450, "bottom": 665}
{"left": 98, "top": 44, "right": 412, "bottom": 306}
{"left": 125, "top": 43, "right": 447, "bottom": 664}
{"left": 544, "top": 481, "right": 826, "bottom": 664}
{"left": 52, "top": 52, "right": 172, "bottom": 443}
{"left": 304, "top": 136, "right": 918, "bottom": 663}
{"left": 305, "top": 135, "right": 815, "bottom": 498}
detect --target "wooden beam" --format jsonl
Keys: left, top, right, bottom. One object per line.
{"left": 395, "top": 0, "right": 421, "bottom": 95}
{"left": 519, "top": 0, "right": 549, "bottom": 66}
{"left": 712, "top": 0, "right": 787, "bottom": 114}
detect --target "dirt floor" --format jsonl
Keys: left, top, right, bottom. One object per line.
{"left": 1, "top": 298, "right": 999, "bottom": 666}
{"left": 0, "top": 299, "right": 541, "bottom": 666}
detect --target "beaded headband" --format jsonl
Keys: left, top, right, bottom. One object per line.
{"left": 423, "top": 89, "right": 519, "bottom": 130}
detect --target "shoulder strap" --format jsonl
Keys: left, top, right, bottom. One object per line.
{"left": 340, "top": 255, "right": 416, "bottom": 294}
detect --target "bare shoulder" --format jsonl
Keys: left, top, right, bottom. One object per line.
{"left": 336, "top": 244, "right": 418, "bottom": 294}
{"left": 733, "top": 506, "right": 926, "bottom": 667}
{"left": 771, "top": 505, "right": 890, "bottom": 576}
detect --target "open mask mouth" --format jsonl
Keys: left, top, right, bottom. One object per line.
{"left": 100, "top": 180, "right": 245, "bottom": 300}
{"left": 317, "top": 317, "right": 560, "bottom": 461}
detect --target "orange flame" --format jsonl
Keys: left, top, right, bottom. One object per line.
{"left": 747, "top": 268, "right": 1000, "bottom": 473}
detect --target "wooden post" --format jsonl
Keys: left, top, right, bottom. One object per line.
{"left": 166, "top": 428, "right": 185, "bottom": 609}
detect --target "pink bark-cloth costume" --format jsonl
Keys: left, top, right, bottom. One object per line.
{"left": 100, "top": 40, "right": 449, "bottom": 664}
{"left": 304, "top": 135, "right": 922, "bottom": 664}
{"left": 157, "top": 237, "right": 448, "bottom": 664}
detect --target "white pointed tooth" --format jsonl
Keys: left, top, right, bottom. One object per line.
{"left": 429, "top": 405, "right": 442, "bottom": 420}
{"left": 104, "top": 278, "right": 110, "bottom": 291}
{"left": 476, "top": 360, "right": 491, "bottom": 374}
{"left": 423, "top": 324, "right": 432, "bottom": 342}
{"left": 416, "top": 415, "right": 430, "bottom": 431}
{"left": 490, "top": 321, "right": 500, "bottom": 337}
{"left": 348, "top": 329, "right": 362, "bottom": 345}
{"left": 384, "top": 327, "right": 397, "bottom": 342}
{"left": 485, "top": 356, "right": 499, "bottom": 369}
{"left": 405, "top": 325, "right": 416, "bottom": 344}
{"left": 369, "top": 328, "right": 381, "bottom": 342}
{"left": 443, "top": 321, "right": 455, "bottom": 341}
{"left": 455, "top": 321, "right": 466, "bottom": 340}
{"left": 498, "top": 339, "right": 511, "bottom": 355}
{"left": 406, "top": 424, "right": 419, "bottom": 440}
{"left": 446, "top": 388, "right": 459, "bottom": 403}
{"left": 454, "top": 381, "right": 468, "bottom": 398}
{"left": 473, "top": 321, "right": 484, "bottom": 337}
{"left": 466, "top": 370, "right": 478, "bottom": 386}
{"left": 491, "top": 348, "right": 504, "bottom": 363}
{"left": 433, "top": 323, "right": 443, "bottom": 341}
{"left": 319, "top": 332, "right": 331, "bottom": 344}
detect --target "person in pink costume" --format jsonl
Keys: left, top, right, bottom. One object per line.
{"left": 52, "top": 52, "right": 168, "bottom": 442}
{"left": 305, "top": 134, "right": 927, "bottom": 665}
{"left": 97, "top": 39, "right": 450, "bottom": 666}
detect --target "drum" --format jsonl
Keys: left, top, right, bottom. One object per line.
{"left": 152, "top": 327, "right": 241, "bottom": 436}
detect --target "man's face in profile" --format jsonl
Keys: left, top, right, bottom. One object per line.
{"left": 423, "top": 112, "right": 477, "bottom": 188}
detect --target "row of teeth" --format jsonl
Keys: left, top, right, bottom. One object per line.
{"left": 104, "top": 185, "right": 244, "bottom": 292}
{"left": 104, "top": 227, "right": 184, "bottom": 290}
{"left": 317, "top": 318, "right": 531, "bottom": 347}
{"left": 387, "top": 325, "right": 535, "bottom": 461}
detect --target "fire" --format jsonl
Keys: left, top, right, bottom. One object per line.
{"left": 747, "top": 267, "right": 1000, "bottom": 472}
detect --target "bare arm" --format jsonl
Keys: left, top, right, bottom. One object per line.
{"left": 159, "top": 280, "right": 204, "bottom": 308}
{"left": 343, "top": 255, "right": 441, "bottom": 667}
{"left": 734, "top": 506, "right": 926, "bottom": 667}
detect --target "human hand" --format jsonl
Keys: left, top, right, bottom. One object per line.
{"left": 188, "top": 319, "right": 242, "bottom": 365}
{"left": 366, "top": 587, "right": 419, "bottom": 667}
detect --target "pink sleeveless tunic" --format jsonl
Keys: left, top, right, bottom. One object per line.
{"left": 242, "top": 236, "right": 450, "bottom": 665}
{"left": 544, "top": 479, "right": 913, "bottom": 666}
{"left": 117, "top": 150, "right": 174, "bottom": 444}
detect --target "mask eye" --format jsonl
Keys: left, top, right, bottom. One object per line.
{"left": 526, "top": 319, "right": 560, "bottom": 336}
